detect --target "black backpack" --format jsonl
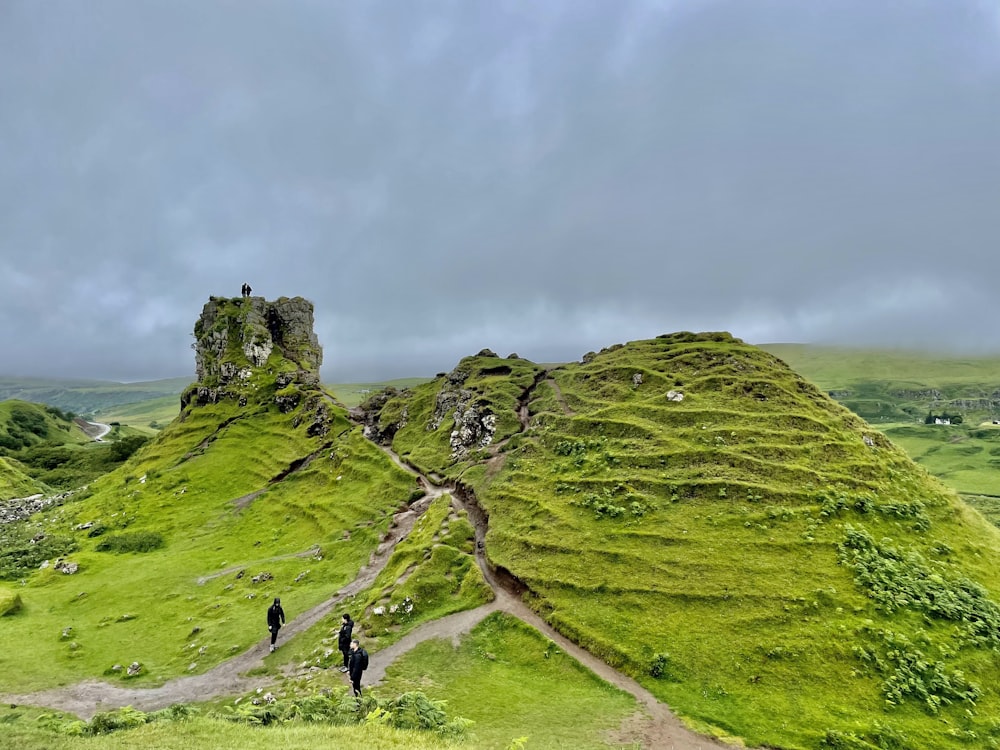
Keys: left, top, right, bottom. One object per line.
{"left": 358, "top": 648, "right": 369, "bottom": 671}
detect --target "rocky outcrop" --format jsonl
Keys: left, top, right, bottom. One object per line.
{"left": 192, "top": 296, "right": 322, "bottom": 387}
{"left": 182, "top": 296, "right": 326, "bottom": 427}
{"left": 449, "top": 401, "right": 496, "bottom": 459}
{"left": 890, "top": 389, "right": 943, "bottom": 400}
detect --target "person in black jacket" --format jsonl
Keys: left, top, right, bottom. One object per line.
{"left": 337, "top": 613, "right": 354, "bottom": 672}
{"left": 348, "top": 639, "right": 367, "bottom": 697}
{"left": 267, "top": 597, "right": 285, "bottom": 652}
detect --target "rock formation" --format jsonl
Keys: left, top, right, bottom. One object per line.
{"left": 180, "top": 295, "right": 330, "bottom": 434}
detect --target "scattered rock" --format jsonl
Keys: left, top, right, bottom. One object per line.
{"left": 250, "top": 572, "right": 273, "bottom": 584}
{"left": 0, "top": 489, "right": 78, "bottom": 525}
{"left": 61, "top": 627, "right": 73, "bottom": 640}
{"left": 666, "top": 390, "right": 685, "bottom": 402}
{"left": 126, "top": 661, "right": 142, "bottom": 677}
{"left": 56, "top": 560, "right": 79, "bottom": 575}
{"left": 633, "top": 373, "right": 643, "bottom": 387}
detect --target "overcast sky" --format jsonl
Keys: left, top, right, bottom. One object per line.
{"left": 2, "top": 0, "right": 999, "bottom": 383}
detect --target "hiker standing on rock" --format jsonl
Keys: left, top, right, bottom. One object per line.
{"left": 348, "top": 638, "right": 368, "bottom": 697}
{"left": 267, "top": 597, "right": 285, "bottom": 652}
{"left": 338, "top": 613, "right": 354, "bottom": 673}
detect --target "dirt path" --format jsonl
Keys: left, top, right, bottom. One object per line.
{"left": 545, "top": 375, "right": 575, "bottom": 416}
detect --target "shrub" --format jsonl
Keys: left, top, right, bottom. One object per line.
{"left": 649, "top": 652, "right": 681, "bottom": 680}
{"left": 109, "top": 435, "right": 150, "bottom": 462}
{"left": 86, "top": 707, "right": 150, "bottom": 735}
{"left": 95, "top": 531, "right": 165, "bottom": 554}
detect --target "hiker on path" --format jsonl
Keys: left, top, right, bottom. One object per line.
{"left": 348, "top": 638, "right": 368, "bottom": 697}
{"left": 267, "top": 597, "right": 285, "bottom": 652}
{"left": 338, "top": 613, "right": 354, "bottom": 673}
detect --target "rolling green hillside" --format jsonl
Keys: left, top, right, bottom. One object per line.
{"left": 0, "top": 400, "right": 89, "bottom": 451}
{"left": 0, "top": 401, "right": 149, "bottom": 496}
{"left": 762, "top": 344, "right": 1000, "bottom": 424}
{"left": 366, "top": 334, "right": 1000, "bottom": 749}
{"left": 0, "top": 376, "right": 191, "bottom": 418}
{"left": 0, "top": 455, "right": 45, "bottom": 499}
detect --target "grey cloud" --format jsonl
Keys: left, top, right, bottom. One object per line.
{"left": 1, "top": 0, "right": 999, "bottom": 383}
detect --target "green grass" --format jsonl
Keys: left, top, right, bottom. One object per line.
{"left": 0, "top": 705, "right": 462, "bottom": 750}
{"left": 380, "top": 612, "right": 639, "bottom": 749}
{"left": 880, "top": 422, "right": 1000, "bottom": 496}
{"left": 0, "top": 585, "right": 23, "bottom": 616}
{"left": 368, "top": 333, "right": 1000, "bottom": 749}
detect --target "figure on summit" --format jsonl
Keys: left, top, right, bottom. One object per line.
{"left": 267, "top": 597, "right": 285, "bottom": 652}
{"left": 240, "top": 282, "right": 247, "bottom": 297}
{"left": 338, "top": 613, "right": 354, "bottom": 672}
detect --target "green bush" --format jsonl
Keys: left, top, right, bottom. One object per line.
{"left": 95, "top": 531, "right": 165, "bottom": 554}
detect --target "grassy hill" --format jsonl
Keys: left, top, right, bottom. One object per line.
{"left": 0, "top": 454, "right": 45, "bottom": 499}
{"left": 365, "top": 334, "right": 1000, "bottom": 749}
{"left": 762, "top": 344, "right": 1000, "bottom": 424}
{"left": 0, "top": 376, "right": 191, "bottom": 418}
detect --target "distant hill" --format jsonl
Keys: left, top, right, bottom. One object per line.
{"left": 762, "top": 344, "right": 1000, "bottom": 423}
{"left": 762, "top": 345, "right": 1000, "bottom": 512}
{"left": 0, "top": 375, "right": 434, "bottom": 427}
{"left": 0, "top": 400, "right": 147, "bottom": 499}
{"left": 0, "top": 376, "right": 192, "bottom": 417}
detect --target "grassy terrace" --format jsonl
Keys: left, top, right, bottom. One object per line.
{"left": 373, "top": 333, "right": 1000, "bottom": 749}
